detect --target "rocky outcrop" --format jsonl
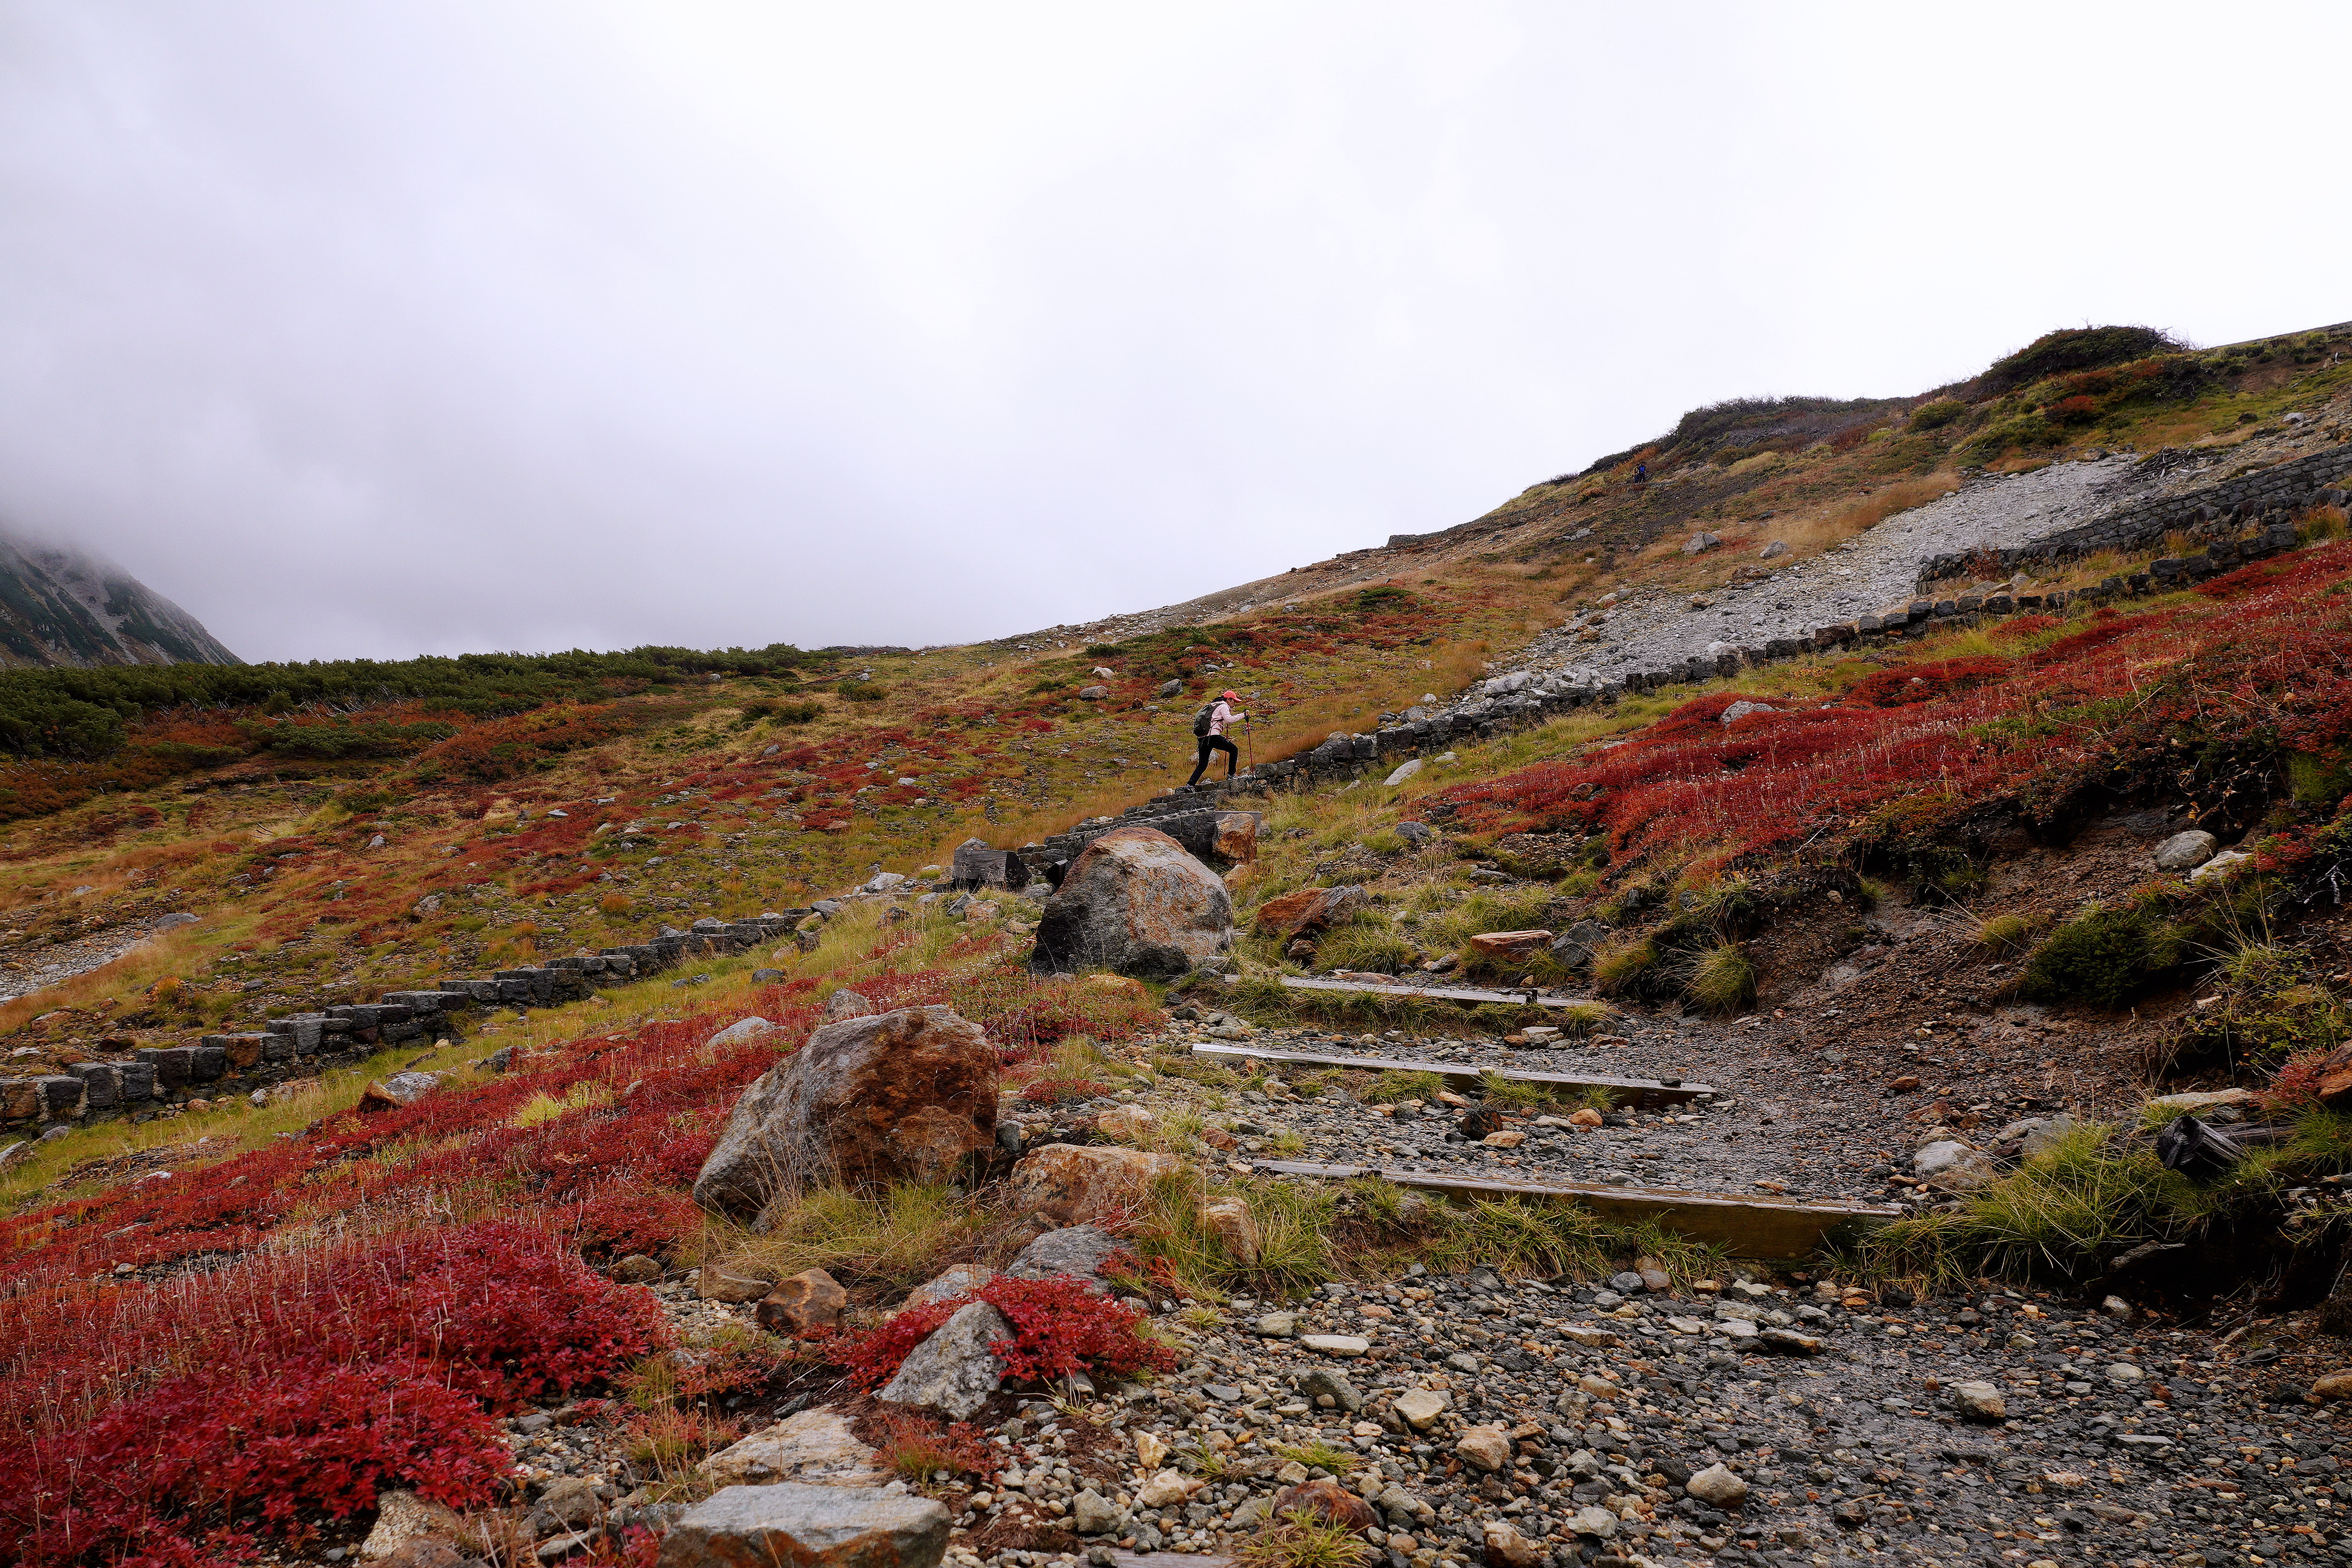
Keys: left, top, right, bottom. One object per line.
{"left": 693, "top": 1007, "right": 998, "bottom": 1222}
{"left": 1029, "top": 828, "right": 1233, "bottom": 979}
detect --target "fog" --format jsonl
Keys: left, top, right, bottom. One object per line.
{"left": 1, "top": 2, "right": 2345, "bottom": 661}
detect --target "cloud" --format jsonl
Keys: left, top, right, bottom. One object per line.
{"left": 0, "top": 1, "right": 2343, "bottom": 661}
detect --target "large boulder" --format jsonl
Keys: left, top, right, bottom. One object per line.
{"left": 1006, "top": 1145, "right": 1181, "bottom": 1226}
{"left": 693, "top": 1007, "right": 998, "bottom": 1223}
{"left": 1029, "top": 828, "right": 1233, "bottom": 979}
{"left": 656, "top": 1483, "right": 949, "bottom": 1568}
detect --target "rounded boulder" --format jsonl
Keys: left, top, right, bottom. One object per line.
{"left": 1029, "top": 826, "right": 1233, "bottom": 979}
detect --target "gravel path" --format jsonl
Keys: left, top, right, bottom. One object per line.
{"left": 1465, "top": 455, "right": 2155, "bottom": 698}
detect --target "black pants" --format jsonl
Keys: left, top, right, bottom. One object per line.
{"left": 1187, "top": 734, "right": 1240, "bottom": 785}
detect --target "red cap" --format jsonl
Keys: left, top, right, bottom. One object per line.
{"left": 1221, "top": 690, "right": 1238, "bottom": 702}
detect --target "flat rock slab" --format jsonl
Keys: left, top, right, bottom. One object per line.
{"left": 658, "top": 1483, "right": 950, "bottom": 1568}
{"left": 1299, "top": 1334, "right": 1370, "bottom": 1356}
{"left": 1248, "top": 1159, "right": 1900, "bottom": 1259}
{"left": 1189, "top": 1042, "right": 1713, "bottom": 1105}
{"left": 1109, "top": 1556, "right": 1236, "bottom": 1568}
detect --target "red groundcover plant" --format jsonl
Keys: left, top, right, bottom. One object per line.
{"left": 0, "top": 1223, "right": 667, "bottom": 1568}
{"left": 841, "top": 1274, "right": 1175, "bottom": 1392}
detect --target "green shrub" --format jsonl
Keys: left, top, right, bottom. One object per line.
{"left": 1971, "top": 911, "right": 2045, "bottom": 955}
{"left": 2019, "top": 904, "right": 2181, "bottom": 1007}
{"left": 1590, "top": 936, "right": 1656, "bottom": 995}
{"left": 835, "top": 681, "right": 887, "bottom": 702}
{"left": 2288, "top": 751, "right": 2352, "bottom": 809}
{"left": 1681, "top": 941, "right": 1756, "bottom": 1016}
{"left": 1910, "top": 399, "right": 1967, "bottom": 431}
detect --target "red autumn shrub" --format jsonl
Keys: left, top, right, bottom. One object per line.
{"left": 0, "top": 1355, "right": 505, "bottom": 1568}
{"left": 570, "top": 1187, "right": 705, "bottom": 1260}
{"left": 840, "top": 1298, "right": 962, "bottom": 1390}
{"left": 337, "top": 1222, "right": 669, "bottom": 1406}
{"left": 839, "top": 1274, "right": 1174, "bottom": 1392}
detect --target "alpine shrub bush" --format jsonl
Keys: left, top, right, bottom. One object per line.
{"left": 2020, "top": 904, "right": 2181, "bottom": 1008}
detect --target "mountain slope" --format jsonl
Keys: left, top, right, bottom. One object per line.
{"left": 0, "top": 533, "right": 235, "bottom": 668}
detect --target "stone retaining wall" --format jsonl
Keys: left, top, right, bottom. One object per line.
{"left": 2, "top": 915, "right": 806, "bottom": 1137}
{"left": 1918, "top": 443, "right": 2352, "bottom": 586}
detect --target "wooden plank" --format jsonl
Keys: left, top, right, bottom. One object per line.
{"left": 1188, "top": 1042, "right": 1714, "bottom": 1105}
{"left": 1278, "top": 974, "right": 1584, "bottom": 1007}
{"left": 1246, "top": 1158, "right": 1901, "bottom": 1260}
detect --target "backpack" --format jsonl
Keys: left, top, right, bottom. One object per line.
{"left": 1192, "top": 701, "right": 1218, "bottom": 737}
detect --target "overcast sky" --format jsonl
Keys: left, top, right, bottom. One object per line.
{"left": 1, "top": 2, "right": 2345, "bottom": 664}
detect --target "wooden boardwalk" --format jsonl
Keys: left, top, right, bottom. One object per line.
{"left": 1277, "top": 973, "right": 1590, "bottom": 1007}
{"left": 1248, "top": 1158, "right": 1902, "bottom": 1259}
{"left": 1188, "top": 1041, "right": 1714, "bottom": 1106}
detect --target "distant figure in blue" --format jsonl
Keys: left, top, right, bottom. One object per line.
{"left": 1635, "top": 462, "right": 1648, "bottom": 484}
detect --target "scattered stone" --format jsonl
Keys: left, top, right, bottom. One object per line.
{"left": 1299, "top": 1367, "right": 1364, "bottom": 1412}
{"left": 1951, "top": 1380, "right": 2007, "bottom": 1422}
{"left": 1300, "top": 1334, "right": 1370, "bottom": 1357}
{"left": 1454, "top": 1427, "right": 1511, "bottom": 1472}
{"left": 610, "top": 1253, "right": 664, "bottom": 1285}
{"left": 757, "top": 1268, "right": 849, "bottom": 1334}
{"left": 1069, "top": 1490, "right": 1125, "bottom": 1535}
{"left": 2191, "top": 848, "right": 2253, "bottom": 883}
{"left": 1685, "top": 1463, "right": 1749, "bottom": 1508}
{"left": 2154, "top": 829, "right": 2218, "bottom": 869}
{"left": 1383, "top": 759, "right": 1424, "bottom": 788}
{"left": 697, "top": 1262, "right": 774, "bottom": 1304}
{"left": 356, "top": 1071, "right": 444, "bottom": 1114}
{"left": 903, "top": 1263, "right": 993, "bottom": 1310}
{"left": 1393, "top": 1388, "right": 1449, "bottom": 1431}
{"left": 1002, "top": 1223, "right": 1124, "bottom": 1282}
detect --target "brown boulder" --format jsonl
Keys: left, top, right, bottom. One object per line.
{"left": 757, "top": 1268, "right": 849, "bottom": 1334}
{"left": 1272, "top": 1480, "right": 1377, "bottom": 1533}
{"left": 1007, "top": 1143, "right": 1181, "bottom": 1225}
{"left": 1030, "top": 827, "right": 1233, "bottom": 979}
{"left": 1212, "top": 811, "right": 1261, "bottom": 864}
{"left": 1468, "top": 929, "right": 1552, "bottom": 958}
{"left": 692, "top": 1006, "right": 999, "bottom": 1223}
{"left": 1253, "top": 885, "right": 1368, "bottom": 939}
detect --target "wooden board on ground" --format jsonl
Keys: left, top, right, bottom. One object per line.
{"left": 1276, "top": 974, "right": 1589, "bottom": 1007}
{"left": 1246, "top": 1158, "right": 1902, "bottom": 1259}
{"left": 1188, "top": 1042, "right": 1714, "bottom": 1105}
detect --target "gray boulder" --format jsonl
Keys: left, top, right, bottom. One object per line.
{"left": 1299, "top": 1367, "right": 1363, "bottom": 1413}
{"left": 1002, "top": 1224, "right": 1122, "bottom": 1283}
{"left": 878, "top": 1301, "right": 1011, "bottom": 1420}
{"left": 1549, "top": 920, "right": 1610, "bottom": 969}
{"left": 1029, "top": 827, "right": 1233, "bottom": 980}
{"left": 656, "top": 1483, "right": 949, "bottom": 1568}
{"left": 2154, "top": 829, "right": 2218, "bottom": 870}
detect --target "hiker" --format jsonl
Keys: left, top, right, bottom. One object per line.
{"left": 1187, "top": 689, "right": 1246, "bottom": 785}
{"left": 1635, "top": 460, "right": 1648, "bottom": 484}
